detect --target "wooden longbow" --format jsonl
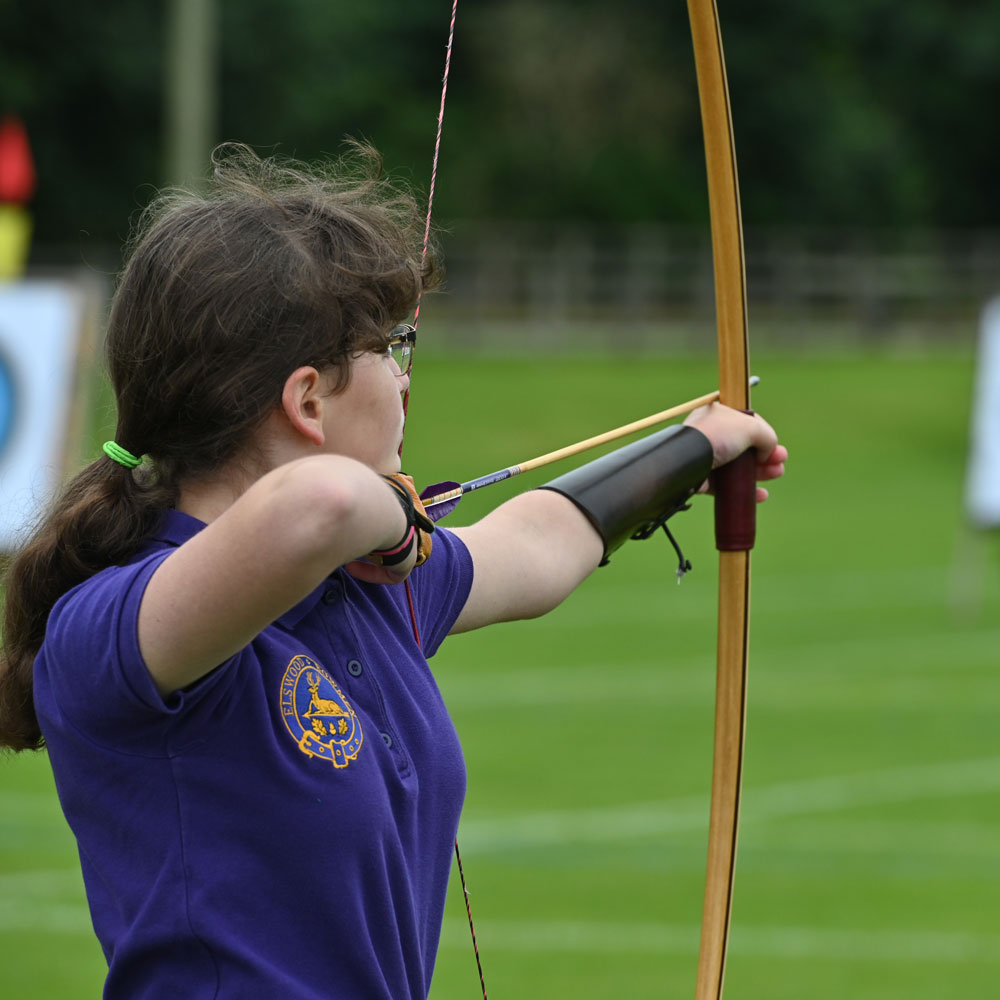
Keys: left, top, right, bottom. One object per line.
{"left": 687, "top": 2, "right": 756, "bottom": 998}
{"left": 409, "top": 5, "right": 756, "bottom": 997}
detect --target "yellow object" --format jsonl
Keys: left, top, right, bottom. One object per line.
{"left": 0, "top": 205, "right": 32, "bottom": 280}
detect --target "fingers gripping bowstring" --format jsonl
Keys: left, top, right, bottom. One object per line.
{"left": 399, "top": 4, "right": 488, "bottom": 998}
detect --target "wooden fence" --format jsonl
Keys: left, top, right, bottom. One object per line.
{"left": 424, "top": 223, "right": 1000, "bottom": 351}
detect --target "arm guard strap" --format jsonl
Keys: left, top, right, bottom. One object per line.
{"left": 537, "top": 425, "right": 713, "bottom": 565}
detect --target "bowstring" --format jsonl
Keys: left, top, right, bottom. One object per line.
{"left": 401, "top": 0, "right": 459, "bottom": 429}
{"left": 399, "top": 4, "right": 489, "bottom": 998}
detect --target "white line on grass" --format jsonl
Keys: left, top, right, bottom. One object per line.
{"left": 754, "top": 628, "right": 1000, "bottom": 677}
{"left": 0, "top": 868, "right": 83, "bottom": 894}
{"left": 0, "top": 869, "right": 92, "bottom": 936}
{"left": 0, "top": 897, "right": 92, "bottom": 934}
{"left": 458, "top": 755, "right": 1000, "bottom": 851}
{"left": 740, "top": 816, "right": 1000, "bottom": 858}
{"left": 439, "top": 634, "right": 1000, "bottom": 712}
{"left": 8, "top": 896, "right": 996, "bottom": 963}
{"left": 543, "top": 565, "right": 990, "bottom": 629}
{"left": 439, "top": 918, "right": 1000, "bottom": 963}
{"left": 0, "top": 790, "right": 65, "bottom": 817}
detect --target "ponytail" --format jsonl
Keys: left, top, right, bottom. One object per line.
{"left": 1, "top": 141, "right": 437, "bottom": 751}
{"left": 0, "top": 458, "right": 175, "bottom": 751}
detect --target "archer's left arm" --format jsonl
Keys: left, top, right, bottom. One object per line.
{"left": 448, "top": 486, "right": 605, "bottom": 634}
{"left": 449, "top": 407, "right": 784, "bottom": 634}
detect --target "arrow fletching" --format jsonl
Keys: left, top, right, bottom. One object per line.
{"left": 419, "top": 481, "right": 463, "bottom": 521}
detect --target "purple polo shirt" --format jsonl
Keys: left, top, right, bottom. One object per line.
{"left": 34, "top": 509, "right": 473, "bottom": 1000}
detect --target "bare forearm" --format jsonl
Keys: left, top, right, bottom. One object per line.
{"left": 450, "top": 490, "right": 603, "bottom": 633}
{"left": 449, "top": 409, "right": 785, "bottom": 637}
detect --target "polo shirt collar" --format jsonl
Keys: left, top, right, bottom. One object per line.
{"left": 151, "top": 507, "right": 207, "bottom": 546}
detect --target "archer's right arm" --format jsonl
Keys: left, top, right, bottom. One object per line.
{"left": 137, "top": 456, "right": 412, "bottom": 698}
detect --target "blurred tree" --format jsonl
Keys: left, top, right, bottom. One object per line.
{"left": 725, "top": 0, "right": 1000, "bottom": 227}
{"left": 0, "top": 0, "right": 163, "bottom": 260}
{"left": 0, "top": 0, "right": 997, "bottom": 257}
{"left": 432, "top": 0, "right": 705, "bottom": 223}
{"left": 217, "top": 0, "right": 446, "bottom": 162}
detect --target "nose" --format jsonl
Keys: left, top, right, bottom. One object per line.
{"left": 396, "top": 369, "right": 410, "bottom": 393}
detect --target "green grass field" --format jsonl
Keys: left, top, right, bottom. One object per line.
{"left": 2, "top": 350, "right": 998, "bottom": 998}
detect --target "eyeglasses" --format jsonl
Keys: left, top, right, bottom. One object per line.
{"left": 386, "top": 324, "right": 416, "bottom": 376}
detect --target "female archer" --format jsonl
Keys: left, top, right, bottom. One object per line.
{"left": 0, "top": 144, "right": 785, "bottom": 999}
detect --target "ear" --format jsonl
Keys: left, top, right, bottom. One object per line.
{"left": 280, "top": 366, "right": 328, "bottom": 447}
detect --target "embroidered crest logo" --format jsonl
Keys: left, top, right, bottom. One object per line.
{"left": 280, "top": 655, "right": 363, "bottom": 768}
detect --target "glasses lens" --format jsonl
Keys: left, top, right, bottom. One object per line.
{"left": 390, "top": 340, "right": 411, "bottom": 373}
{"left": 388, "top": 326, "right": 413, "bottom": 374}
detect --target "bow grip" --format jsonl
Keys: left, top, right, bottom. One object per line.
{"left": 711, "top": 411, "right": 757, "bottom": 552}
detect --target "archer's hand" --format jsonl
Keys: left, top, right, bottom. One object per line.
{"left": 684, "top": 403, "right": 787, "bottom": 502}
{"left": 345, "top": 473, "right": 435, "bottom": 584}
{"left": 380, "top": 474, "right": 435, "bottom": 565}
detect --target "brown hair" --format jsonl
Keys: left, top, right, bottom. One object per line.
{"left": 0, "top": 142, "right": 440, "bottom": 751}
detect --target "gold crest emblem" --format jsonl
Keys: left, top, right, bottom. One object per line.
{"left": 280, "top": 655, "right": 363, "bottom": 768}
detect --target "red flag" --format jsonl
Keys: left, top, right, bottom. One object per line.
{"left": 0, "top": 116, "right": 36, "bottom": 204}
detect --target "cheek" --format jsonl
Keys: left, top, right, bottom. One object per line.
{"left": 383, "top": 372, "right": 405, "bottom": 416}
{"left": 356, "top": 360, "right": 397, "bottom": 411}
{"left": 369, "top": 369, "right": 405, "bottom": 436}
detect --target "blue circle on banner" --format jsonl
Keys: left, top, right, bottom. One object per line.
{"left": 0, "top": 345, "right": 17, "bottom": 462}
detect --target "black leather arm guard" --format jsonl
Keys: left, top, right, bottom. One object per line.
{"left": 537, "top": 425, "right": 713, "bottom": 565}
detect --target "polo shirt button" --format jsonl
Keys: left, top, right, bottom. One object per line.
{"left": 347, "top": 659, "right": 363, "bottom": 677}
{"left": 381, "top": 732, "right": 393, "bottom": 748}
{"left": 321, "top": 584, "right": 340, "bottom": 605}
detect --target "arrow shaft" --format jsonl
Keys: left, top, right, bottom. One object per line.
{"left": 422, "top": 382, "right": 754, "bottom": 510}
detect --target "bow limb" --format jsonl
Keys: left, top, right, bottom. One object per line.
{"left": 687, "top": 2, "right": 755, "bottom": 999}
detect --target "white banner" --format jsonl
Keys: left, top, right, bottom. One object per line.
{"left": 0, "top": 280, "right": 91, "bottom": 550}
{"left": 966, "top": 296, "right": 1000, "bottom": 529}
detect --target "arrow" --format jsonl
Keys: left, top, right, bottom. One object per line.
{"left": 419, "top": 376, "right": 759, "bottom": 520}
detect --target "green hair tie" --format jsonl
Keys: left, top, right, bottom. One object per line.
{"left": 102, "top": 441, "right": 142, "bottom": 469}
